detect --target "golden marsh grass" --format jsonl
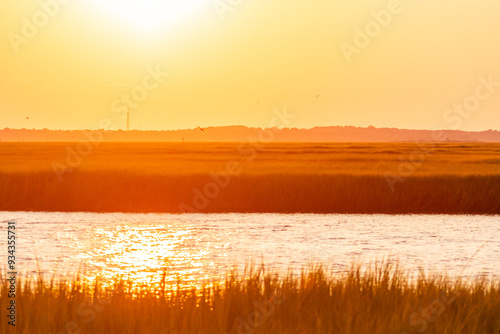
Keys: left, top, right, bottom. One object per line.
{"left": 0, "top": 142, "right": 499, "bottom": 213}
{"left": 1, "top": 263, "right": 499, "bottom": 334}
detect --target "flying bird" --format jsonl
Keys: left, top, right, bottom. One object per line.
{"left": 196, "top": 125, "right": 206, "bottom": 131}
{"left": 316, "top": 95, "right": 320, "bottom": 98}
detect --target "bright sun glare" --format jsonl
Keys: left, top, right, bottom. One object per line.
{"left": 92, "top": 0, "right": 207, "bottom": 33}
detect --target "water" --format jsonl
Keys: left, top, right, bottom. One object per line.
{"left": 0, "top": 212, "right": 498, "bottom": 287}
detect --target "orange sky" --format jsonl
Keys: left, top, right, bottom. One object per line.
{"left": 1, "top": 0, "right": 499, "bottom": 131}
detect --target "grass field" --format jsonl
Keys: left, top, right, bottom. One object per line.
{"left": 1, "top": 264, "right": 499, "bottom": 334}
{"left": 1, "top": 142, "right": 499, "bottom": 213}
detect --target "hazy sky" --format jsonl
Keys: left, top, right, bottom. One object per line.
{"left": 1, "top": 0, "right": 499, "bottom": 131}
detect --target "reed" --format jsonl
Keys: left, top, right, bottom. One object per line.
{"left": 1, "top": 264, "right": 498, "bottom": 333}
{"left": 0, "top": 171, "right": 499, "bottom": 214}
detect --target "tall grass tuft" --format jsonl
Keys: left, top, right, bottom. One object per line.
{"left": 1, "top": 264, "right": 499, "bottom": 333}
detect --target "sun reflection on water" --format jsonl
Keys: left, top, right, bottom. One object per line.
{"left": 72, "top": 224, "right": 225, "bottom": 289}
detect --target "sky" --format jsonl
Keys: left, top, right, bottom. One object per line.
{"left": 0, "top": 0, "right": 499, "bottom": 131}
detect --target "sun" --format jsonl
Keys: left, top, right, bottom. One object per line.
{"left": 89, "top": 0, "right": 208, "bottom": 34}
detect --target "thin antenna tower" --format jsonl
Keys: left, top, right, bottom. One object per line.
{"left": 127, "top": 108, "right": 130, "bottom": 131}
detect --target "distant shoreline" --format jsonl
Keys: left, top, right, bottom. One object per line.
{"left": 1, "top": 125, "right": 500, "bottom": 142}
